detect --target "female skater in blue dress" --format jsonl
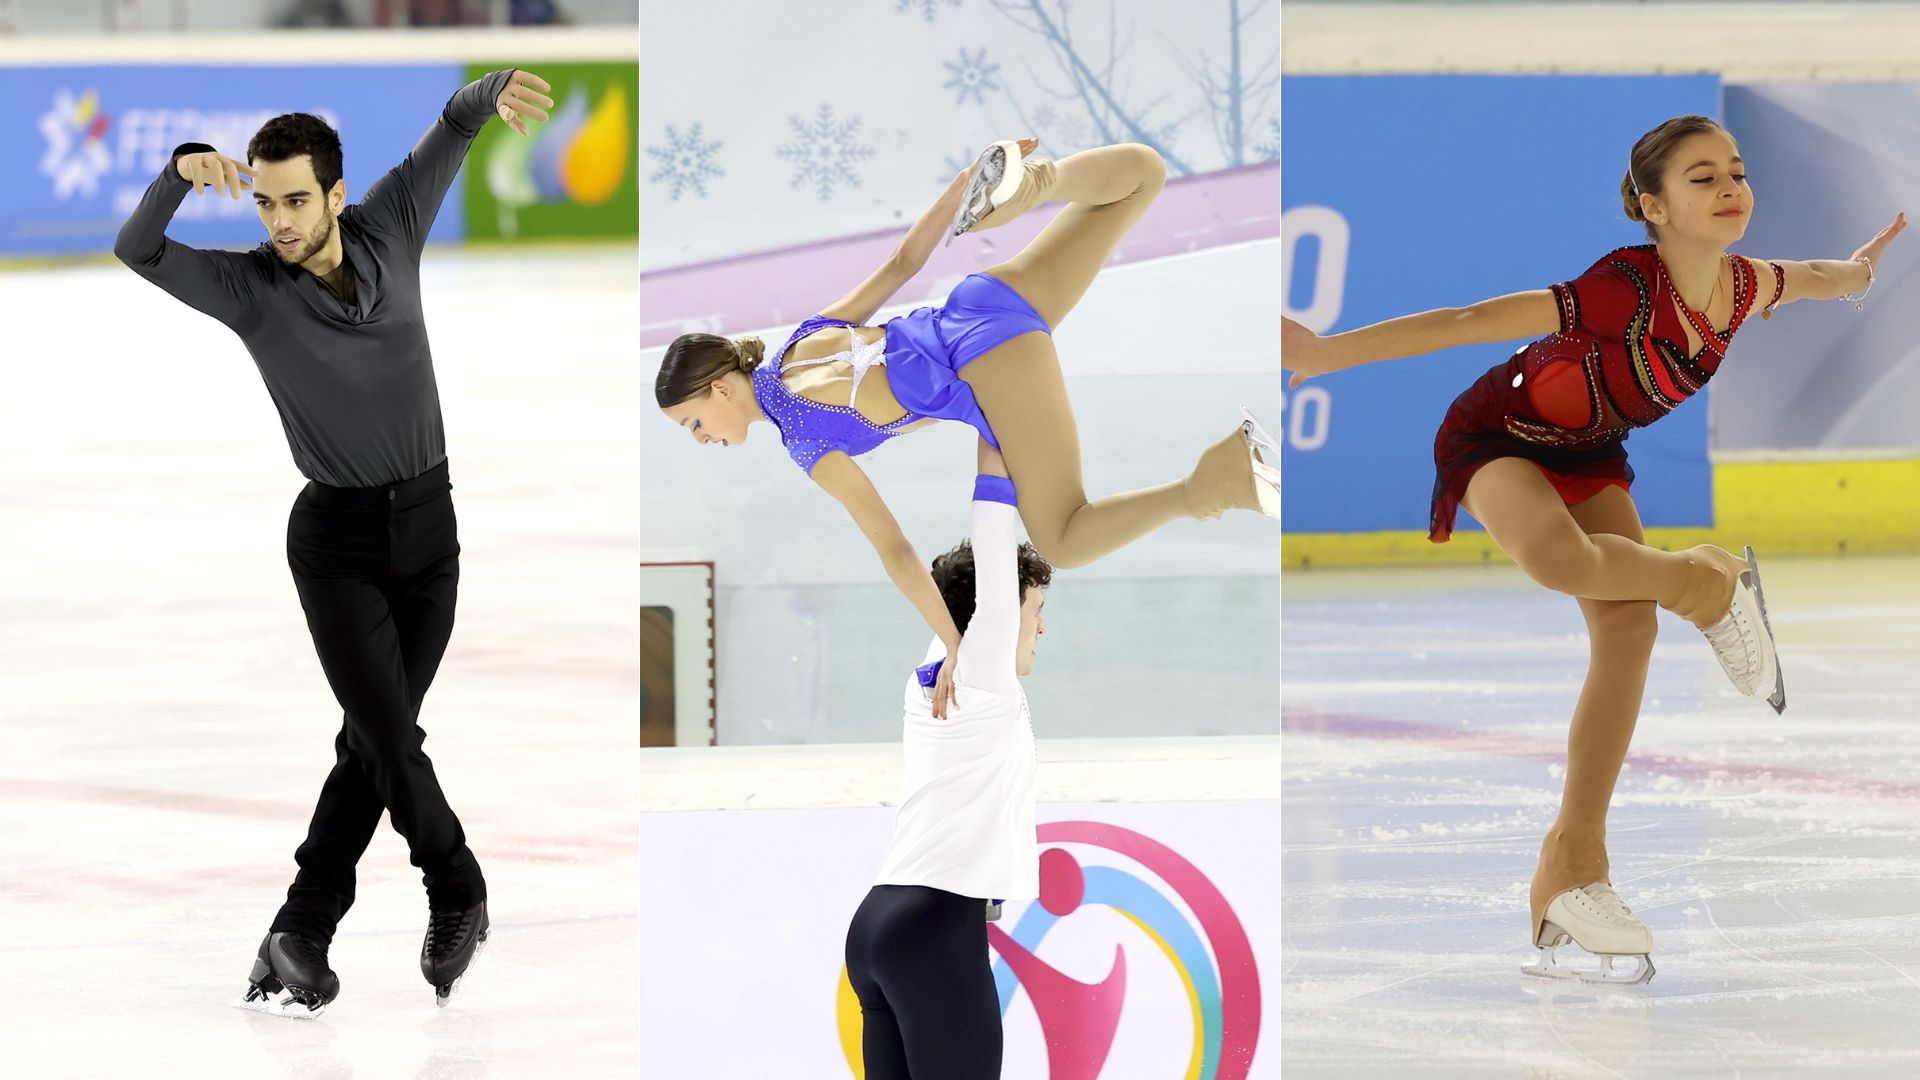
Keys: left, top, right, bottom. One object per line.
{"left": 656, "top": 139, "right": 1277, "bottom": 716}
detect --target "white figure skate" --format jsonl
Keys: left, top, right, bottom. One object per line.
{"left": 1239, "top": 406, "right": 1280, "bottom": 519}
{"left": 946, "top": 140, "right": 1028, "bottom": 243}
{"left": 1522, "top": 882, "right": 1655, "bottom": 986}
{"left": 1699, "top": 545, "right": 1784, "bottom": 713}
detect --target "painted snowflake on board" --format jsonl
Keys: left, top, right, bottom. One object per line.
{"left": 942, "top": 47, "right": 1001, "bottom": 106}
{"left": 645, "top": 123, "right": 724, "bottom": 201}
{"left": 776, "top": 103, "right": 877, "bottom": 203}
{"left": 1030, "top": 103, "right": 1089, "bottom": 155}
{"left": 1253, "top": 116, "right": 1279, "bottom": 162}
{"left": 897, "top": 0, "right": 962, "bottom": 21}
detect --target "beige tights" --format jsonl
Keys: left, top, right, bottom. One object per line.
{"left": 956, "top": 143, "right": 1249, "bottom": 568}
{"left": 1461, "top": 459, "right": 1741, "bottom": 940}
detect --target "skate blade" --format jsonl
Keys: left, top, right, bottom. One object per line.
{"left": 1521, "top": 943, "right": 1655, "bottom": 986}
{"left": 1744, "top": 545, "right": 1787, "bottom": 714}
{"left": 433, "top": 926, "right": 490, "bottom": 1009}
{"left": 1238, "top": 406, "right": 1281, "bottom": 458}
{"left": 234, "top": 985, "right": 328, "bottom": 1020}
{"left": 944, "top": 141, "right": 1021, "bottom": 245}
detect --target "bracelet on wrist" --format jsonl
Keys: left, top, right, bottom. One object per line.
{"left": 1839, "top": 255, "right": 1875, "bottom": 309}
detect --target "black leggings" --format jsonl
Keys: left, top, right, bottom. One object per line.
{"left": 269, "top": 460, "right": 486, "bottom": 943}
{"left": 845, "top": 885, "right": 1003, "bottom": 1079}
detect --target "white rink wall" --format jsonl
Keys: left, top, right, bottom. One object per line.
{"left": 640, "top": 737, "right": 1280, "bottom": 1078}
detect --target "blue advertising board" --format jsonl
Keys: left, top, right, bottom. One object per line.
{"left": 1281, "top": 74, "right": 1722, "bottom": 535}
{"left": 4, "top": 64, "right": 464, "bottom": 257}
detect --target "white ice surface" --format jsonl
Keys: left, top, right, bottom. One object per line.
{"left": 0, "top": 248, "right": 639, "bottom": 1078}
{"left": 1283, "top": 558, "right": 1920, "bottom": 1079}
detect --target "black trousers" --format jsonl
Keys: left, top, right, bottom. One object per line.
{"left": 845, "top": 885, "right": 1003, "bottom": 1079}
{"left": 269, "top": 459, "right": 485, "bottom": 943}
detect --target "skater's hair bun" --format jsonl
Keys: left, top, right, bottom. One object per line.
{"left": 1622, "top": 115, "right": 1729, "bottom": 240}
{"left": 655, "top": 332, "right": 761, "bottom": 408}
{"left": 930, "top": 540, "right": 1054, "bottom": 634}
{"left": 731, "top": 336, "right": 766, "bottom": 371}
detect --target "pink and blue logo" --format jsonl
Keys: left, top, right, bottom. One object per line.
{"left": 838, "top": 821, "right": 1262, "bottom": 1078}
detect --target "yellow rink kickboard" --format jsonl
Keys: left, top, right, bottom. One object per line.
{"left": 1284, "top": 458, "right": 1920, "bottom": 569}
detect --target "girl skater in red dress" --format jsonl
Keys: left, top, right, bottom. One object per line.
{"left": 1283, "top": 115, "right": 1905, "bottom": 983}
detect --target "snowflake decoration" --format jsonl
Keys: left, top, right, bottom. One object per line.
{"left": 646, "top": 123, "right": 724, "bottom": 201}
{"left": 942, "top": 47, "right": 1001, "bottom": 107}
{"left": 1031, "top": 104, "right": 1088, "bottom": 155}
{"left": 1253, "top": 116, "right": 1279, "bottom": 162}
{"left": 776, "top": 103, "right": 876, "bottom": 203}
{"left": 897, "top": 0, "right": 962, "bottom": 21}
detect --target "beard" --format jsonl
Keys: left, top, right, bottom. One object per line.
{"left": 277, "top": 211, "right": 334, "bottom": 266}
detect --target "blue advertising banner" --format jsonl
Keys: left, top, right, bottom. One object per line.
{"left": 5, "top": 64, "right": 464, "bottom": 257}
{"left": 1281, "top": 74, "right": 1722, "bottom": 535}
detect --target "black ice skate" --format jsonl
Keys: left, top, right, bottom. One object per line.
{"left": 421, "top": 899, "right": 489, "bottom": 1007}
{"left": 235, "top": 932, "right": 339, "bottom": 1020}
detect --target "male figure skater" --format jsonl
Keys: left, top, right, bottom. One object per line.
{"left": 844, "top": 439, "right": 1052, "bottom": 1076}
{"left": 114, "top": 68, "right": 553, "bottom": 1016}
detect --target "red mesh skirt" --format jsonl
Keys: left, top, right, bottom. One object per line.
{"left": 1429, "top": 355, "right": 1633, "bottom": 543}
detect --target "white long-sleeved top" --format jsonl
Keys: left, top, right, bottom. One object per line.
{"left": 873, "top": 475, "right": 1038, "bottom": 901}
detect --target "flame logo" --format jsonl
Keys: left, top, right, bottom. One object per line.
{"left": 835, "top": 821, "right": 1262, "bottom": 1078}
{"left": 483, "top": 81, "right": 629, "bottom": 236}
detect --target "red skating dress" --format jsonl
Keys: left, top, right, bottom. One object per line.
{"left": 1428, "top": 245, "right": 1784, "bottom": 542}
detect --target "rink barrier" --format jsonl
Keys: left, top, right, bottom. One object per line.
{"left": 1283, "top": 457, "right": 1920, "bottom": 568}
{"left": 1285, "top": 4, "right": 1920, "bottom": 79}
{"left": 640, "top": 738, "right": 1276, "bottom": 1077}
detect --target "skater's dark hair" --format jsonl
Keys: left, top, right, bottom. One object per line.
{"left": 248, "top": 113, "right": 344, "bottom": 193}
{"left": 1621, "top": 115, "right": 1729, "bottom": 239}
{"left": 930, "top": 540, "right": 1054, "bottom": 634}
{"left": 656, "top": 334, "right": 766, "bottom": 407}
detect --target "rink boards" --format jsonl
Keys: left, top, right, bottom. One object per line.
{"left": 639, "top": 737, "right": 1280, "bottom": 1079}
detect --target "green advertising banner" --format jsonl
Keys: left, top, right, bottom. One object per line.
{"left": 464, "top": 60, "right": 637, "bottom": 241}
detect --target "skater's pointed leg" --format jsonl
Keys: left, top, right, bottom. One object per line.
{"left": 980, "top": 143, "right": 1166, "bottom": 329}
{"left": 957, "top": 333, "right": 1191, "bottom": 570}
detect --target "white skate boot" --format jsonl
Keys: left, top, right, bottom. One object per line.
{"left": 1699, "top": 546, "right": 1784, "bottom": 713}
{"left": 946, "top": 140, "right": 1029, "bottom": 243}
{"left": 1522, "top": 882, "right": 1655, "bottom": 986}
{"left": 1239, "top": 406, "right": 1280, "bottom": 519}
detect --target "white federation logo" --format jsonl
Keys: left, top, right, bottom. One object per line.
{"left": 39, "top": 89, "right": 113, "bottom": 202}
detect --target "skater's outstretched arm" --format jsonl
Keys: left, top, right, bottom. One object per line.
{"left": 955, "top": 439, "right": 1022, "bottom": 698}
{"left": 1284, "top": 289, "right": 1562, "bottom": 389}
{"left": 1753, "top": 212, "right": 1906, "bottom": 309}
{"left": 357, "top": 69, "right": 551, "bottom": 258}
{"left": 811, "top": 450, "right": 965, "bottom": 716}
{"left": 113, "top": 149, "right": 265, "bottom": 325}
{"left": 820, "top": 138, "right": 1041, "bottom": 325}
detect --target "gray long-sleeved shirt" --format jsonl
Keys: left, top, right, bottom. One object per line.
{"left": 114, "top": 70, "right": 514, "bottom": 488}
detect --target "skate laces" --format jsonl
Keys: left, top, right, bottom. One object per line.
{"left": 1577, "top": 883, "right": 1638, "bottom": 927}
{"left": 1704, "top": 574, "right": 1761, "bottom": 681}
{"left": 424, "top": 908, "right": 474, "bottom": 958}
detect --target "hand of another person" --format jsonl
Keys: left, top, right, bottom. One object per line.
{"left": 932, "top": 651, "right": 960, "bottom": 720}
